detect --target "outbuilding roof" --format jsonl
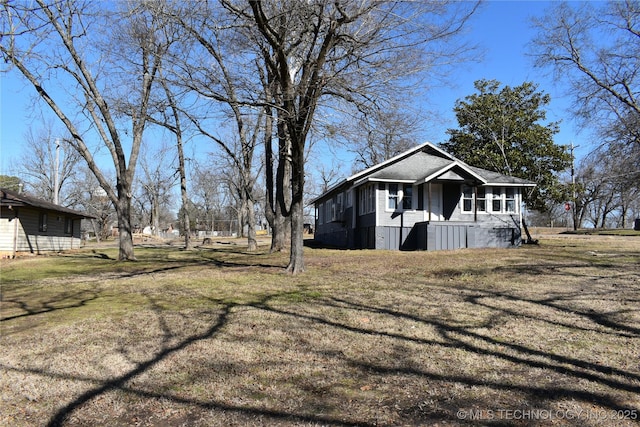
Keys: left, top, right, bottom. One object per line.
{"left": 0, "top": 188, "right": 95, "bottom": 219}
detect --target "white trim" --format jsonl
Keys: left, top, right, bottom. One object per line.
{"left": 383, "top": 183, "right": 415, "bottom": 213}
{"left": 421, "top": 161, "right": 487, "bottom": 184}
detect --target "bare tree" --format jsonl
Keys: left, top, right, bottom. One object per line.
{"left": 16, "top": 124, "right": 82, "bottom": 206}
{"left": 333, "top": 103, "right": 425, "bottom": 170}
{"left": 262, "top": 85, "right": 292, "bottom": 253}
{"left": 157, "top": 76, "right": 193, "bottom": 249}
{"left": 73, "top": 167, "right": 116, "bottom": 242}
{"left": 228, "top": 0, "right": 479, "bottom": 272}
{"left": 166, "top": 1, "right": 263, "bottom": 251}
{"left": 189, "top": 160, "right": 234, "bottom": 237}
{"left": 530, "top": 1, "right": 640, "bottom": 153}
{"left": 134, "top": 144, "right": 177, "bottom": 236}
{"left": 572, "top": 144, "right": 640, "bottom": 229}
{"left": 1, "top": 0, "right": 170, "bottom": 260}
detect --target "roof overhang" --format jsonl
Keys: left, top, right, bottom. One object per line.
{"left": 0, "top": 188, "right": 96, "bottom": 219}
{"left": 484, "top": 182, "right": 537, "bottom": 187}
{"left": 353, "top": 177, "right": 416, "bottom": 187}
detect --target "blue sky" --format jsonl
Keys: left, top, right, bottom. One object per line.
{"left": 420, "top": 1, "right": 589, "bottom": 155}
{"left": 0, "top": 1, "right": 594, "bottom": 178}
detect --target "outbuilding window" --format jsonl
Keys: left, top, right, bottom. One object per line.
{"left": 39, "top": 212, "right": 48, "bottom": 232}
{"left": 65, "top": 217, "right": 73, "bottom": 235}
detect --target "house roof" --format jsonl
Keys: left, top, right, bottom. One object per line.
{"left": 467, "top": 165, "right": 537, "bottom": 186}
{"left": 0, "top": 188, "right": 95, "bottom": 219}
{"left": 311, "top": 142, "right": 536, "bottom": 204}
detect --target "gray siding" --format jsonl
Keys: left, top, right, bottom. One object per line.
{"left": 0, "top": 207, "right": 83, "bottom": 255}
{"left": 375, "top": 226, "right": 414, "bottom": 250}
{"left": 375, "top": 221, "right": 521, "bottom": 251}
{"left": 314, "top": 180, "right": 524, "bottom": 251}
{"left": 428, "top": 223, "right": 469, "bottom": 250}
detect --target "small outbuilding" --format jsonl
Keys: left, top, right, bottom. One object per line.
{"left": 0, "top": 188, "right": 94, "bottom": 257}
{"left": 311, "top": 142, "right": 536, "bottom": 251}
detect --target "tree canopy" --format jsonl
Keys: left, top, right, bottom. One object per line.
{"left": 441, "top": 79, "right": 571, "bottom": 212}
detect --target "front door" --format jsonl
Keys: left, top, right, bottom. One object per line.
{"left": 425, "top": 183, "right": 443, "bottom": 221}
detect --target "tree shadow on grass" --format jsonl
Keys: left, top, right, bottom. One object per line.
{"left": 2, "top": 246, "right": 639, "bottom": 426}
{"left": 256, "top": 296, "right": 639, "bottom": 425}
{"left": 0, "top": 288, "right": 100, "bottom": 323}
{"left": 3, "top": 282, "right": 638, "bottom": 426}
{"left": 29, "top": 294, "right": 375, "bottom": 427}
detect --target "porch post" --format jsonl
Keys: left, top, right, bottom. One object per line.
{"left": 474, "top": 185, "right": 478, "bottom": 222}
{"left": 428, "top": 182, "right": 432, "bottom": 222}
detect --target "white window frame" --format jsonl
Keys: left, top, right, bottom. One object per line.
{"left": 402, "top": 184, "right": 413, "bottom": 210}
{"left": 388, "top": 183, "right": 399, "bottom": 210}
{"left": 386, "top": 183, "right": 415, "bottom": 212}
{"left": 462, "top": 185, "right": 474, "bottom": 213}
{"left": 489, "top": 187, "right": 519, "bottom": 214}
{"left": 476, "top": 187, "right": 486, "bottom": 212}
{"left": 359, "top": 184, "right": 376, "bottom": 215}
{"left": 505, "top": 187, "right": 516, "bottom": 213}
{"left": 491, "top": 186, "right": 503, "bottom": 213}
{"left": 369, "top": 185, "right": 375, "bottom": 213}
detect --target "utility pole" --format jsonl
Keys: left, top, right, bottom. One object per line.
{"left": 570, "top": 142, "right": 579, "bottom": 231}
{"left": 54, "top": 138, "right": 60, "bottom": 205}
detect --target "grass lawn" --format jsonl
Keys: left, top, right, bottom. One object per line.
{"left": 1, "top": 236, "right": 639, "bottom": 426}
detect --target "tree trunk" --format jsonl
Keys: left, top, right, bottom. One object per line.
{"left": 91, "top": 219, "right": 101, "bottom": 243}
{"left": 116, "top": 188, "right": 136, "bottom": 261}
{"left": 180, "top": 194, "right": 191, "bottom": 249}
{"left": 152, "top": 196, "right": 160, "bottom": 236}
{"left": 287, "top": 141, "right": 305, "bottom": 273}
{"left": 288, "top": 198, "right": 304, "bottom": 273}
{"left": 236, "top": 206, "right": 243, "bottom": 237}
{"left": 246, "top": 196, "right": 258, "bottom": 251}
{"left": 265, "top": 119, "right": 292, "bottom": 252}
{"left": 269, "top": 209, "right": 288, "bottom": 252}
{"left": 176, "top": 130, "right": 191, "bottom": 249}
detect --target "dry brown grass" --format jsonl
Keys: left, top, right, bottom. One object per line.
{"left": 1, "top": 236, "right": 639, "bottom": 426}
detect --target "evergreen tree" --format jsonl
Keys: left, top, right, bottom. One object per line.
{"left": 442, "top": 79, "right": 571, "bottom": 212}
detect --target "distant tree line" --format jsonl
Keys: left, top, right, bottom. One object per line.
{"left": 2, "top": 0, "right": 638, "bottom": 272}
